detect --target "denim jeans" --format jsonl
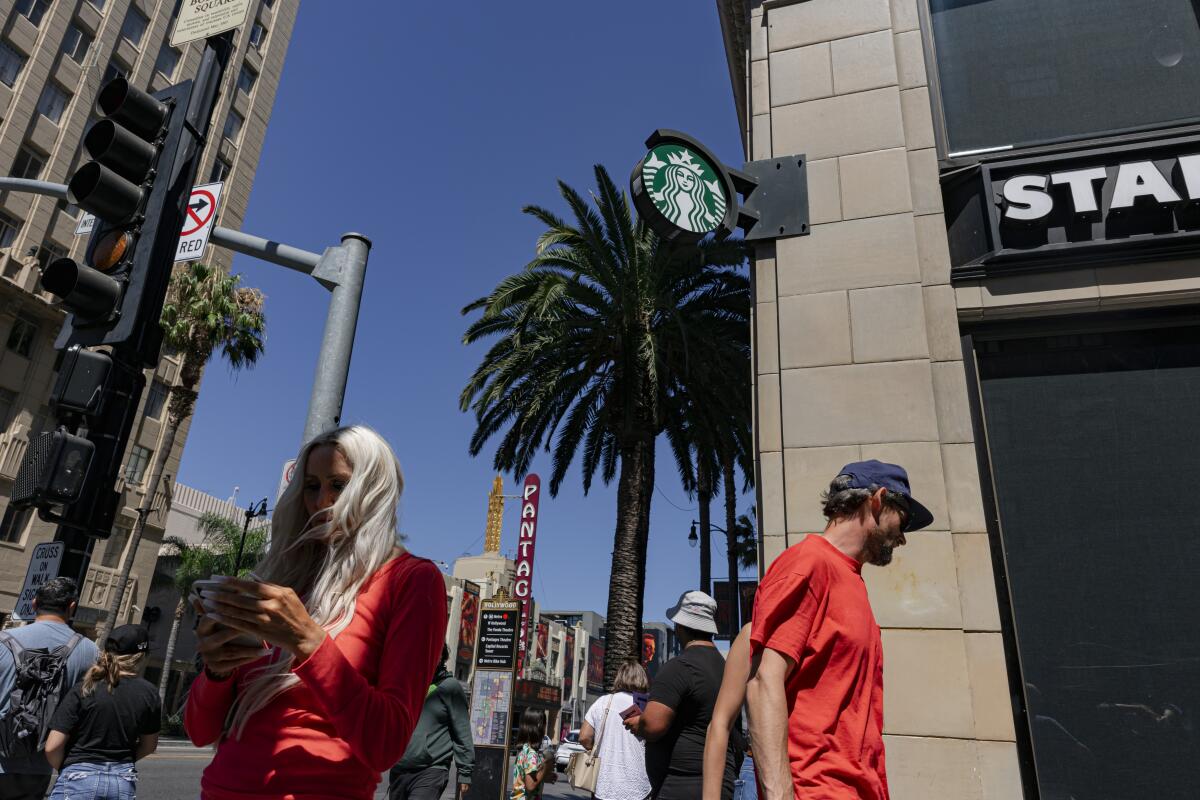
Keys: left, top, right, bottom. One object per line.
{"left": 733, "top": 755, "right": 758, "bottom": 800}
{"left": 49, "top": 762, "right": 138, "bottom": 800}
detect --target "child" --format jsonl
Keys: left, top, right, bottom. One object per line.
{"left": 511, "top": 708, "right": 556, "bottom": 800}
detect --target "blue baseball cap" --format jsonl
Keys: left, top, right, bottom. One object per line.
{"left": 837, "top": 460, "right": 934, "bottom": 532}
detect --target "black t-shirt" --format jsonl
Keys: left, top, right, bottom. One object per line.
{"left": 645, "top": 644, "right": 735, "bottom": 796}
{"left": 51, "top": 676, "right": 162, "bottom": 768}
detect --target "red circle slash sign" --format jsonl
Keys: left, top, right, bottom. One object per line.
{"left": 182, "top": 189, "right": 217, "bottom": 236}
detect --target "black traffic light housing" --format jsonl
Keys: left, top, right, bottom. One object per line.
{"left": 45, "top": 77, "right": 199, "bottom": 368}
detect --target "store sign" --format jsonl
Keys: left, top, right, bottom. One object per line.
{"left": 515, "top": 678, "right": 561, "bottom": 707}
{"left": 514, "top": 474, "right": 541, "bottom": 673}
{"left": 1001, "top": 156, "right": 1200, "bottom": 222}
{"left": 943, "top": 133, "right": 1200, "bottom": 279}
{"left": 630, "top": 130, "right": 740, "bottom": 243}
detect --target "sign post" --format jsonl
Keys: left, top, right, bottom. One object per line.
{"left": 465, "top": 592, "right": 520, "bottom": 800}
{"left": 170, "top": 0, "right": 254, "bottom": 47}
{"left": 513, "top": 474, "right": 541, "bottom": 675}
{"left": 13, "top": 542, "right": 65, "bottom": 621}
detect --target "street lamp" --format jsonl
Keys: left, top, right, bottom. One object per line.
{"left": 689, "top": 519, "right": 739, "bottom": 632}
{"left": 688, "top": 522, "right": 698, "bottom": 548}
{"left": 235, "top": 497, "right": 269, "bottom": 575}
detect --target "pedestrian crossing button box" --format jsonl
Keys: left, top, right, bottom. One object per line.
{"left": 51, "top": 345, "right": 113, "bottom": 417}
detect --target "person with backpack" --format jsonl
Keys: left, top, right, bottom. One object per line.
{"left": 0, "top": 577, "right": 99, "bottom": 800}
{"left": 387, "top": 645, "right": 474, "bottom": 800}
{"left": 43, "top": 624, "right": 161, "bottom": 800}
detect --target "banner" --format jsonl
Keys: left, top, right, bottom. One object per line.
{"left": 642, "top": 629, "right": 665, "bottom": 679}
{"left": 514, "top": 474, "right": 542, "bottom": 673}
{"left": 536, "top": 620, "right": 549, "bottom": 661}
{"left": 587, "top": 638, "right": 605, "bottom": 693}
{"left": 563, "top": 631, "right": 575, "bottom": 699}
{"left": 713, "top": 580, "right": 759, "bottom": 640}
{"left": 457, "top": 581, "right": 480, "bottom": 672}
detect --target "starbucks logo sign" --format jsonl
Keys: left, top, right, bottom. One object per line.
{"left": 631, "top": 131, "right": 738, "bottom": 242}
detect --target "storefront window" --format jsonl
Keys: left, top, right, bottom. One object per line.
{"left": 929, "top": 0, "right": 1200, "bottom": 156}
{"left": 977, "top": 321, "right": 1200, "bottom": 797}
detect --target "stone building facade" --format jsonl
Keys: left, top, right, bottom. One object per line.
{"left": 721, "top": 0, "right": 1200, "bottom": 797}
{"left": 0, "top": 0, "right": 298, "bottom": 632}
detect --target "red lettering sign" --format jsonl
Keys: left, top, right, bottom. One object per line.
{"left": 515, "top": 474, "right": 541, "bottom": 674}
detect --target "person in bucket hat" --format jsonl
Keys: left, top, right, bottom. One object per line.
{"left": 625, "top": 590, "right": 739, "bottom": 799}
{"left": 745, "top": 460, "right": 934, "bottom": 800}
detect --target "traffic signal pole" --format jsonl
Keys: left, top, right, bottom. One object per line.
{"left": 0, "top": 179, "right": 371, "bottom": 447}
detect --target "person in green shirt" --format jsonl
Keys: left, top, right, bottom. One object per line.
{"left": 388, "top": 646, "right": 474, "bottom": 799}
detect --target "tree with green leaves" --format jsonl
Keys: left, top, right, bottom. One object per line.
{"left": 156, "top": 511, "right": 266, "bottom": 705}
{"left": 460, "top": 165, "right": 749, "bottom": 686}
{"left": 97, "top": 263, "right": 266, "bottom": 645}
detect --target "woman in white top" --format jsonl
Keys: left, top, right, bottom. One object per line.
{"left": 581, "top": 661, "right": 653, "bottom": 800}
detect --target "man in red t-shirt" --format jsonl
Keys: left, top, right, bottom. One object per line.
{"left": 746, "top": 460, "right": 934, "bottom": 800}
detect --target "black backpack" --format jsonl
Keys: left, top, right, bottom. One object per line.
{"left": 0, "top": 630, "right": 83, "bottom": 760}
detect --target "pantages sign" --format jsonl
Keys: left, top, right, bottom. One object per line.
{"left": 942, "top": 133, "right": 1200, "bottom": 279}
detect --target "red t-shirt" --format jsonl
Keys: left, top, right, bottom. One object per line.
{"left": 184, "top": 552, "right": 448, "bottom": 800}
{"left": 750, "top": 535, "right": 888, "bottom": 800}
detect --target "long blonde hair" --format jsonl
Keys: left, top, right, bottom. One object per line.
{"left": 227, "top": 425, "right": 406, "bottom": 737}
{"left": 81, "top": 651, "right": 143, "bottom": 696}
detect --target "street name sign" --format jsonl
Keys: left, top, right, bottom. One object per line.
{"left": 170, "top": 0, "right": 254, "bottom": 47}
{"left": 13, "top": 542, "right": 65, "bottom": 621}
{"left": 73, "top": 182, "right": 224, "bottom": 264}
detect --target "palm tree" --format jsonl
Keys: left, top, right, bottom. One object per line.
{"left": 156, "top": 511, "right": 266, "bottom": 706}
{"left": 97, "top": 263, "right": 266, "bottom": 645}
{"left": 460, "top": 165, "right": 749, "bottom": 687}
{"left": 734, "top": 506, "right": 758, "bottom": 572}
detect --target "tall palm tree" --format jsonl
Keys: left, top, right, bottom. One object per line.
{"left": 156, "top": 511, "right": 266, "bottom": 706}
{"left": 734, "top": 506, "right": 758, "bottom": 572}
{"left": 460, "top": 165, "right": 749, "bottom": 687}
{"left": 97, "top": 264, "right": 266, "bottom": 645}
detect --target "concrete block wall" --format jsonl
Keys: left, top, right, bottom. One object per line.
{"left": 747, "top": 1, "right": 1022, "bottom": 796}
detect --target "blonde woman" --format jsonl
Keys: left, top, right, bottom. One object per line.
{"left": 580, "top": 661, "right": 652, "bottom": 800}
{"left": 44, "top": 625, "right": 160, "bottom": 800}
{"left": 184, "top": 426, "right": 448, "bottom": 800}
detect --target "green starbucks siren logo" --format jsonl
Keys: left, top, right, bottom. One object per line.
{"left": 641, "top": 144, "right": 728, "bottom": 235}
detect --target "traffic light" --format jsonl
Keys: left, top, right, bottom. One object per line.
{"left": 43, "top": 76, "right": 198, "bottom": 368}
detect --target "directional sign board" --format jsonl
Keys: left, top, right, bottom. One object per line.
{"left": 73, "top": 182, "right": 223, "bottom": 263}
{"left": 170, "top": 0, "right": 255, "bottom": 47}
{"left": 176, "top": 182, "right": 223, "bottom": 262}
{"left": 476, "top": 601, "right": 519, "bottom": 669}
{"left": 13, "top": 542, "right": 65, "bottom": 621}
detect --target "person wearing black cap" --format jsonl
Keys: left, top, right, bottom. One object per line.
{"left": 744, "top": 460, "right": 933, "bottom": 800}
{"left": 43, "top": 624, "right": 161, "bottom": 800}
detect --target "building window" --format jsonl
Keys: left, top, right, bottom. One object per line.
{"left": 249, "top": 22, "right": 267, "bottom": 49}
{"left": 208, "top": 156, "right": 232, "bottom": 183}
{"left": 12, "top": 147, "right": 44, "bottom": 180}
{"left": 153, "top": 44, "right": 180, "bottom": 79}
{"left": 144, "top": 380, "right": 168, "bottom": 419}
{"left": 0, "top": 503, "right": 32, "bottom": 544}
{"left": 928, "top": 0, "right": 1200, "bottom": 157}
{"left": 14, "top": 0, "right": 50, "bottom": 27}
{"left": 124, "top": 445, "right": 151, "bottom": 485}
{"left": 236, "top": 64, "right": 257, "bottom": 96}
{"left": 0, "top": 41, "right": 26, "bottom": 88}
{"left": 55, "top": 198, "right": 79, "bottom": 219}
{"left": 0, "top": 212, "right": 20, "bottom": 249}
{"left": 222, "top": 109, "right": 244, "bottom": 144}
{"left": 101, "top": 524, "right": 129, "bottom": 567}
{"left": 102, "top": 61, "right": 127, "bottom": 86}
{"left": 120, "top": 8, "right": 149, "bottom": 48}
{"left": 36, "top": 241, "right": 67, "bottom": 271}
{"left": 0, "top": 388, "right": 15, "bottom": 431}
{"left": 35, "top": 84, "right": 69, "bottom": 125}
{"left": 86, "top": 0, "right": 106, "bottom": 9}
{"left": 61, "top": 24, "right": 92, "bottom": 64}
{"left": 6, "top": 316, "right": 37, "bottom": 358}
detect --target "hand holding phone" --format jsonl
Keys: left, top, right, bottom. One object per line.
{"left": 619, "top": 704, "right": 641, "bottom": 721}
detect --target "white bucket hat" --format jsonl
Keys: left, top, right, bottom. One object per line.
{"left": 666, "top": 590, "right": 719, "bottom": 635}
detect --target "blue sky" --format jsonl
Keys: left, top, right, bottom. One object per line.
{"left": 176, "top": 1, "right": 754, "bottom": 623}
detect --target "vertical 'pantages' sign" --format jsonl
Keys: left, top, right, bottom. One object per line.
{"left": 514, "top": 474, "right": 541, "bottom": 673}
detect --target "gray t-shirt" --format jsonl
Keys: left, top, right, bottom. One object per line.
{"left": 0, "top": 620, "right": 99, "bottom": 774}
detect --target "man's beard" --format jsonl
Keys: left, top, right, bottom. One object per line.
{"left": 864, "top": 526, "right": 896, "bottom": 566}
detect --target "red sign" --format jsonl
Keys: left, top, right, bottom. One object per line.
{"left": 514, "top": 474, "right": 541, "bottom": 673}
{"left": 587, "top": 638, "right": 605, "bottom": 693}
{"left": 563, "top": 631, "right": 575, "bottom": 698}
{"left": 536, "top": 621, "right": 549, "bottom": 661}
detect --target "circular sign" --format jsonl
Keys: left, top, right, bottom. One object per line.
{"left": 630, "top": 131, "right": 737, "bottom": 243}
{"left": 181, "top": 189, "right": 217, "bottom": 236}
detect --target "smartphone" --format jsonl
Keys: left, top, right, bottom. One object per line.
{"left": 631, "top": 691, "right": 649, "bottom": 712}
{"left": 192, "top": 578, "right": 266, "bottom": 650}
{"left": 619, "top": 705, "right": 641, "bottom": 721}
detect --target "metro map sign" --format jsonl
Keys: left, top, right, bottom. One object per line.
{"left": 75, "top": 182, "right": 223, "bottom": 263}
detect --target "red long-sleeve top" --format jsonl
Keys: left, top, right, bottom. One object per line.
{"left": 184, "top": 553, "right": 448, "bottom": 800}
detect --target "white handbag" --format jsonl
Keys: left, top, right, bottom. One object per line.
{"left": 569, "top": 695, "right": 613, "bottom": 792}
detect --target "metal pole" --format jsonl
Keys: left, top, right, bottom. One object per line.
{"left": 302, "top": 233, "right": 370, "bottom": 444}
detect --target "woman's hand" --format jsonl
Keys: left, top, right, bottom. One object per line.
{"left": 193, "top": 597, "right": 270, "bottom": 676}
{"left": 200, "top": 577, "right": 327, "bottom": 661}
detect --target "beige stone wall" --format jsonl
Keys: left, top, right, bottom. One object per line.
{"left": 0, "top": 0, "right": 297, "bottom": 627}
{"left": 745, "top": 1, "right": 1022, "bottom": 796}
